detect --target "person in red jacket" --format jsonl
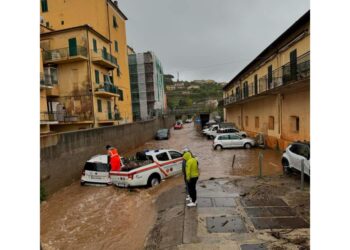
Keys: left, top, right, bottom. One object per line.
{"left": 106, "top": 145, "right": 121, "bottom": 171}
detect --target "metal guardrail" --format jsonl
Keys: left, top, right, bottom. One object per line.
{"left": 224, "top": 52, "right": 310, "bottom": 106}
{"left": 97, "top": 83, "right": 118, "bottom": 94}
{"left": 43, "top": 46, "right": 88, "bottom": 61}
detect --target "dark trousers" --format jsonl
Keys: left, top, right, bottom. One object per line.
{"left": 188, "top": 177, "right": 198, "bottom": 203}
{"left": 184, "top": 175, "right": 189, "bottom": 194}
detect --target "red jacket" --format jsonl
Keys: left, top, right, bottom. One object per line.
{"left": 108, "top": 148, "right": 121, "bottom": 171}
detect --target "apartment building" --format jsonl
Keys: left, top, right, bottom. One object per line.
{"left": 223, "top": 11, "right": 310, "bottom": 150}
{"left": 40, "top": 0, "right": 132, "bottom": 133}
{"left": 128, "top": 51, "right": 166, "bottom": 121}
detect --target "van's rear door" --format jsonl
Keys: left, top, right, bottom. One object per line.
{"left": 84, "top": 162, "right": 110, "bottom": 182}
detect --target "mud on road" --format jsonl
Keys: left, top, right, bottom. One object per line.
{"left": 41, "top": 123, "right": 287, "bottom": 250}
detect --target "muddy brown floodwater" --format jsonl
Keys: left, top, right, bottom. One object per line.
{"left": 41, "top": 123, "right": 283, "bottom": 250}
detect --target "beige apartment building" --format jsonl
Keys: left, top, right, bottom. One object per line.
{"left": 40, "top": 0, "right": 132, "bottom": 134}
{"left": 223, "top": 11, "right": 310, "bottom": 150}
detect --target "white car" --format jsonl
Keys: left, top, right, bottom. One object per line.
{"left": 282, "top": 142, "right": 310, "bottom": 176}
{"left": 110, "top": 149, "right": 184, "bottom": 188}
{"left": 81, "top": 155, "right": 112, "bottom": 186}
{"left": 207, "top": 127, "right": 247, "bottom": 139}
{"left": 213, "top": 133, "right": 255, "bottom": 150}
{"left": 202, "top": 124, "right": 219, "bottom": 135}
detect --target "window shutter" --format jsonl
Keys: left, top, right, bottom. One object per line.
{"left": 95, "top": 70, "right": 99, "bottom": 84}
{"left": 93, "top": 39, "right": 97, "bottom": 52}
{"left": 41, "top": 0, "right": 48, "bottom": 12}
{"left": 114, "top": 41, "right": 118, "bottom": 52}
{"left": 97, "top": 99, "right": 102, "bottom": 112}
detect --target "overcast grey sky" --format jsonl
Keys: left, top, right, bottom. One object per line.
{"left": 119, "top": 0, "right": 310, "bottom": 82}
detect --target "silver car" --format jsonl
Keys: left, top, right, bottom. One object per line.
{"left": 213, "top": 133, "right": 255, "bottom": 150}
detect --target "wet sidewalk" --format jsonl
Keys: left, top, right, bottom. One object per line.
{"left": 145, "top": 176, "right": 310, "bottom": 250}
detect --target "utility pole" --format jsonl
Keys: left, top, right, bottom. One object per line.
{"left": 177, "top": 72, "right": 179, "bottom": 82}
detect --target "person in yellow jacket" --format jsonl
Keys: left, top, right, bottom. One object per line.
{"left": 183, "top": 151, "right": 199, "bottom": 207}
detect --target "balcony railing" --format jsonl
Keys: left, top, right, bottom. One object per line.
{"left": 95, "top": 83, "right": 119, "bottom": 97}
{"left": 40, "top": 111, "right": 93, "bottom": 123}
{"left": 43, "top": 46, "right": 88, "bottom": 63}
{"left": 224, "top": 52, "right": 310, "bottom": 106}
{"left": 91, "top": 49, "right": 117, "bottom": 69}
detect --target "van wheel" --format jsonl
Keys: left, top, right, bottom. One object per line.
{"left": 244, "top": 143, "right": 252, "bottom": 149}
{"left": 148, "top": 174, "right": 160, "bottom": 187}
{"left": 80, "top": 181, "right": 85, "bottom": 186}
{"left": 215, "top": 145, "right": 223, "bottom": 150}
{"left": 282, "top": 158, "right": 291, "bottom": 175}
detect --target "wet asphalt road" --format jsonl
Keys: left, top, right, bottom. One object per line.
{"left": 41, "top": 123, "right": 283, "bottom": 250}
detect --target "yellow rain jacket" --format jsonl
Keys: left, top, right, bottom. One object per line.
{"left": 183, "top": 152, "right": 199, "bottom": 181}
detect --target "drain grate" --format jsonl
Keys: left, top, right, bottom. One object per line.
{"left": 240, "top": 243, "right": 267, "bottom": 250}
{"left": 250, "top": 217, "right": 309, "bottom": 230}
{"left": 244, "top": 206, "right": 296, "bottom": 217}
{"left": 206, "top": 216, "right": 247, "bottom": 233}
{"left": 241, "top": 198, "right": 288, "bottom": 207}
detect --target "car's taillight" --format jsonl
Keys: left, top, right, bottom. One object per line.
{"left": 128, "top": 174, "right": 134, "bottom": 180}
{"left": 81, "top": 170, "right": 85, "bottom": 176}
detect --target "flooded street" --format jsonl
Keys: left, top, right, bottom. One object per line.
{"left": 41, "top": 123, "right": 283, "bottom": 250}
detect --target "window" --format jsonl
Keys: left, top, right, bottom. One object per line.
{"left": 46, "top": 21, "right": 50, "bottom": 28}
{"left": 169, "top": 151, "right": 182, "bottom": 159}
{"left": 95, "top": 70, "right": 100, "bottom": 84}
{"left": 290, "top": 49, "right": 297, "bottom": 80}
{"left": 114, "top": 41, "right": 118, "bottom": 52}
{"left": 245, "top": 116, "right": 249, "bottom": 127}
{"left": 156, "top": 152, "right": 170, "bottom": 161}
{"left": 113, "top": 16, "right": 118, "bottom": 28}
{"left": 255, "top": 116, "right": 259, "bottom": 128}
{"left": 93, "top": 39, "right": 97, "bottom": 52}
{"left": 268, "top": 65, "right": 272, "bottom": 88}
{"left": 61, "top": 20, "right": 64, "bottom": 25}
{"left": 41, "top": 0, "right": 48, "bottom": 12}
{"left": 118, "top": 89, "right": 124, "bottom": 101}
{"left": 97, "top": 99, "right": 102, "bottom": 112}
{"left": 229, "top": 134, "right": 240, "bottom": 140}
{"left": 268, "top": 116, "right": 274, "bottom": 130}
{"left": 219, "top": 135, "right": 230, "bottom": 140}
{"left": 290, "top": 143, "right": 309, "bottom": 159}
{"left": 117, "top": 67, "right": 121, "bottom": 77}
{"left": 290, "top": 116, "right": 300, "bottom": 133}
{"left": 254, "top": 74, "right": 258, "bottom": 94}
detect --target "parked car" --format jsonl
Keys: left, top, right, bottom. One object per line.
{"left": 207, "top": 127, "right": 247, "bottom": 139}
{"left": 282, "top": 142, "right": 310, "bottom": 176}
{"left": 81, "top": 155, "right": 112, "bottom": 186}
{"left": 174, "top": 120, "right": 183, "bottom": 129}
{"left": 202, "top": 124, "right": 219, "bottom": 135}
{"left": 110, "top": 149, "right": 184, "bottom": 187}
{"left": 185, "top": 118, "right": 192, "bottom": 123}
{"left": 155, "top": 128, "right": 170, "bottom": 140}
{"left": 213, "top": 133, "right": 255, "bottom": 150}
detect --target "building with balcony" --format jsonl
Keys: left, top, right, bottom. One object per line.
{"left": 128, "top": 51, "right": 166, "bottom": 121}
{"left": 40, "top": 0, "right": 132, "bottom": 134}
{"left": 223, "top": 11, "right": 310, "bottom": 150}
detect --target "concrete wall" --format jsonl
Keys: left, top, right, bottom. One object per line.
{"left": 40, "top": 115, "right": 175, "bottom": 195}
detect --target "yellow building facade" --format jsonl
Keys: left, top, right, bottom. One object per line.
{"left": 223, "top": 11, "right": 310, "bottom": 150}
{"left": 40, "top": 0, "right": 132, "bottom": 133}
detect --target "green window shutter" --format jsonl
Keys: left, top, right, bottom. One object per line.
{"left": 114, "top": 41, "right": 118, "bottom": 52}
{"left": 97, "top": 99, "right": 102, "bottom": 112}
{"left": 93, "top": 39, "right": 97, "bottom": 52}
{"left": 113, "top": 16, "right": 117, "bottom": 28}
{"left": 41, "top": 0, "right": 48, "bottom": 12}
{"left": 95, "top": 70, "right": 99, "bottom": 84}
{"left": 68, "top": 38, "right": 77, "bottom": 56}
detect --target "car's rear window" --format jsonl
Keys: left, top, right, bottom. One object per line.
{"left": 84, "top": 162, "right": 110, "bottom": 172}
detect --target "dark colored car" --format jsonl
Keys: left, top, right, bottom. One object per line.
{"left": 155, "top": 128, "right": 170, "bottom": 140}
